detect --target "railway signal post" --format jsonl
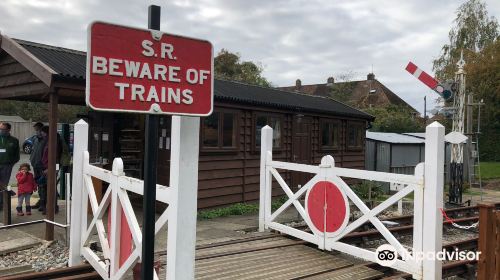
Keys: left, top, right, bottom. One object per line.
{"left": 406, "top": 59, "right": 468, "bottom": 206}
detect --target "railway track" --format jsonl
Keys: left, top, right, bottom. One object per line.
{"left": 6, "top": 203, "right": 497, "bottom": 279}
{"left": 0, "top": 264, "right": 100, "bottom": 280}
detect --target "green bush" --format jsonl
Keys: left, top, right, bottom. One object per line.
{"left": 351, "top": 181, "right": 384, "bottom": 200}
{"left": 197, "top": 196, "right": 289, "bottom": 220}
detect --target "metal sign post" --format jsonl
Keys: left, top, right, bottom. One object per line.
{"left": 141, "top": 6, "right": 160, "bottom": 280}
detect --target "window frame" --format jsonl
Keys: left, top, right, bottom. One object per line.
{"left": 200, "top": 109, "right": 239, "bottom": 152}
{"left": 253, "top": 113, "right": 284, "bottom": 152}
{"left": 319, "top": 119, "right": 341, "bottom": 151}
{"left": 346, "top": 121, "right": 365, "bottom": 150}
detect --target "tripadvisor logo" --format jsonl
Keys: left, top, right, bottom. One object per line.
{"left": 375, "top": 244, "right": 481, "bottom": 267}
{"left": 376, "top": 244, "right": 398, "bottom": 266}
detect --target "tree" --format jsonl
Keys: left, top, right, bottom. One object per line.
{"left": 466, "top": 40, "right": 500, "bottom": 161}
{"left": 364, "top": 105, "right": 425, "bottom": 133}
{"left": 328, "top": 71, "right": 357, "bottom": 106}
{"left": 433, "top": 0, "right": 499, "bottom": 80}
{"left": 0, "top": 100, "right": 88, "bottom": 123}
{"left": 214, "top": 49, "right": 272, "bottom": 87}
{"left": 432, "top": 0, "right": 499, "bottom": 161}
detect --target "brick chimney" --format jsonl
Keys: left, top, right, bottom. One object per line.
{"left": 295, "top": 79, "right": 301, "bottom": 91}
{"left": 367, "top": 73, "right": 375, "bottom": 80}
{"left": 326, "top": 77, "right": 334, "bottom": 86}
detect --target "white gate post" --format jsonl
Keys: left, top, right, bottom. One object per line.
{"left": 167, "top": 116, "right": 200, "bottom": 280}
{"left": 69, "top": 120, "right": 89, "bottom": 266}
{"left": 422, "top": 122, "right": 444, "bottom": 279}
{"left": 259, "top": 126, "right": 273, "bottom": 232}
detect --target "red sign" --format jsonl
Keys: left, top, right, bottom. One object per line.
{"left": 307, "top": 181, "right": 347, "bottom": 233}
{"left": 86, "top": 22, "right": 213, "bottom": 116}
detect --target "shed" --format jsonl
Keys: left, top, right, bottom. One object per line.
{"left": 365, "top": 131, "right": 425, "bottom": 175}
{"left": 365, "top": 131, "right": 460, "bottom": 184}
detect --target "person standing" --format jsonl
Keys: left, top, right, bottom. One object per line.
{"left": 29, "top": 122, "right": 46, "bottom": 209}
{"left": 15, "top": 163, "right": 36, "bottom": 216}
{"left": 0, "top": 122, "right": 20, "bottom": 209}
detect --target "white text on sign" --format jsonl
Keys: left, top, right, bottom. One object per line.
{"left": 91, "top": 40, "right": 211, "bottom": 105}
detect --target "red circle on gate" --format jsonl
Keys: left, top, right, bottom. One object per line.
{"left": 307, "top": 181, "right": 347, "bottom": 233}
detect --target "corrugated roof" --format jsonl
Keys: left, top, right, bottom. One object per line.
{"left": 10, "top": 39, "right": 373, "bottom": 119}
{"left": 14, "top": 39, "right": 86, "bottom": 81}
{"left": 402, "top": 133, "right": 425, "bottom": 139}
{"left": 366, "top": 131, "right": 425, "bottom": 144}
{"left": 215, "top": 79, "right": 373, "bottom": 119}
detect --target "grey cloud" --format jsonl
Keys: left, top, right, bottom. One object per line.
{"left": 1, "top": 0, "right": 499, "bottom": 115}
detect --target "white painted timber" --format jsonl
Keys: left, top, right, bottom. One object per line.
{"left": 258, "top": 123, "right": 445, "bottom": 279}
{"left": 69, "top": 120, "right": 88, "bottom": 266}
{"left": 166, "top": 116, "right": 200, "bottom": 280}
{"left": 423, "top": 122, "right": 444, "bottom": 280}
{"left": 259, "top": 126, "right": 273, "bottom": 232}
{"left": 69, "top": 119, "right": 193, "bottom": 280}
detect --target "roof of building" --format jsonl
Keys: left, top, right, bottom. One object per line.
{"left": 402, "top": 132, "right": 426, "bottom": 139}
{"left": 279, "top": 76, "right": 418, "bottom": 113}
{"left": 0, "top": 115, "right": 27, "bottom": 122}
{"left": 215, "top": 79, "right": 373, "bottom": 119}
{"left": 15, "top": 39, "right": 86, "bottom": 81}
{"left": 366, "top": 131, "right": 425, "bottom": 144}
{"left": 8, "top": 39, "right": 373, "bottom": 120}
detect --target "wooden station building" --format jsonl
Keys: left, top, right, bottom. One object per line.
{"left": 0, "top": 36, "right": 374, "bottom": 209}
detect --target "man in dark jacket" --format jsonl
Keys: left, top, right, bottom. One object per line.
{"left": 29, "top": 122, "right": 46, "bottom": 209}
{"left": 0, "top": 122, "right": 20, "bottom": 209}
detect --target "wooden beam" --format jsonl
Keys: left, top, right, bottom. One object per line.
{"left": 52, "top": 80, "right": 85, "bottom": 91}
{"left": 0, "top": 82, "right": 48, "bottom": 99}
{"left": 45, "top": 90, "right": 58, "bottom": 241}
{"left": 0, "top": 34, "right": 56, "bottom": 87}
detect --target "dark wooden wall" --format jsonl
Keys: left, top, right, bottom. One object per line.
{"left": 92, "top": 101, "right": 367, "bottom": 209}
{"left": 174, "top": 102, "right": 366, "bottom": 209}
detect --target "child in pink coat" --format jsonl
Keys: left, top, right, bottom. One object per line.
{"left": 15, "top": 163, "right": 37, "bottom": 216}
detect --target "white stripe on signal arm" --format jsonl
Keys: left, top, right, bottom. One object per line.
{"left": 413, "top": 68, "right": 423, "bottom": 78}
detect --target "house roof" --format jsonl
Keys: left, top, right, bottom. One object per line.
{"left": 366, "top": 131, "right": 425, "bottom": 144}
{"left": 2, "top": 38, "right": 373, "bottom": 120}
{"left": 279, "top": 76, "right": 418, "bottom": 113}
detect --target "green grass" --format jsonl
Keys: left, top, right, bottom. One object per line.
{"left": 198, "top": 196, "right": 288, "bottom": 220}
{"left": 478, "top": 162, "right": 500, "bottom": 180}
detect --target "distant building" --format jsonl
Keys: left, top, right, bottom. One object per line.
{"left": 279, "top": 73, "right": 419, "bottom": 116}
{"left": 365, "top": 131, "right": 467, "bottom": 184}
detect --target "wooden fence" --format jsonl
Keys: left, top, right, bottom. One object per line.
{"left": 478, "top": 203, "right": 500, "bottom": 280}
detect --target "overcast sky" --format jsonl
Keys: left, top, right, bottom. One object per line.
{"left": 1, "top": 0, "right": 499, "bottom": 115}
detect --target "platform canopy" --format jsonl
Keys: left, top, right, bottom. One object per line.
{"left": 0, "top": 34, "right": 85, "bottom": 105}
{"left": 0, "top": 33, "right": 88, "bottom": 241}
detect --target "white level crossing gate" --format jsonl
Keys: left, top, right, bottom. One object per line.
{"left": 69, "top": 118, "right": 200, "bottom": 280}
{"left": 259, "top": 123, "right": 446, "bottom": 280}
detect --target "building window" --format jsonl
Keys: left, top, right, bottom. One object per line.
{"left": 347, "top": 122, "right": 364, "bottom": 149}
{"left": 202, "top": 111, "right": 237, "bottom": 150}
{"left": 255, "top": 115, "right": 282, "bottom": 149}
{"left": 320, "top": 120, "right": 340, "bottom": 149}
